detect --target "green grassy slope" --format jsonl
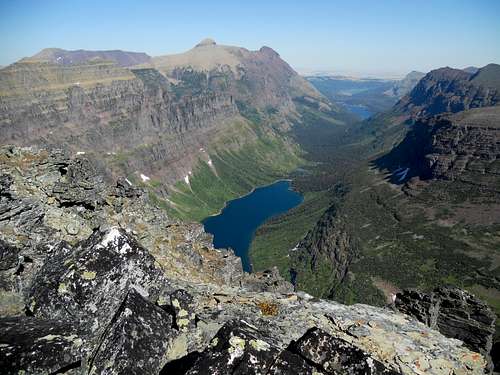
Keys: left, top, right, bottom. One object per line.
{"left": 139, "top": 113, "right": 304, "bottom": 222}
{"left": 166, "top": 132, "right": 303, "bottom": 221}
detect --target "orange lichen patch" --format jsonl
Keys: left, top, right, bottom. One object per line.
{"left": 257, "top": 301, "right": 279, "bottom": 316}
{"left": 0, "top": 149, "right": 49, "bottom": 169}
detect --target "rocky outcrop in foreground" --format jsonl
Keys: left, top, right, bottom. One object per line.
{"left": 0, "top": 146, "right": 490, "bottom": 374}
{"left": 395, "top": 287, "right": 496, "bottom": 373}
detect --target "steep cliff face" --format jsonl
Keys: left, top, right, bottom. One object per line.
{"left": 291, "top": 204, "right": 358, "bottom": 297}
{"left": 377, "top": 106, "right": 500, "bottom": 191}
{"left": 395, "top": 287, "right": 496, "bottom": 372}
{"left": 395, "top": 65, "right": 500, "bottom": 118}
{"left": 385, "top": 71, "right": 426, "bottom": 98}
{"left": 0, "top": 146, "right": 489, "bottom": 374}
{"left": 0, "top": 58, "right": 240, "bottom": 185}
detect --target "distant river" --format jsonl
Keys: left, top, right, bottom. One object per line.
{"left": 203, "top": 180, "right": 303, "bottom": 272}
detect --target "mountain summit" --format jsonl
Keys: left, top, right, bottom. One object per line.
{"left": 151, "top": 39, "right": 323, "bottom": 109}
{"left": 195, "top": 37, "right": 217, "bottom": 47}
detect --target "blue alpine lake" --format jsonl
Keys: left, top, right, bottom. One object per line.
{"left": 202, "top": 180, "right": 303, "bottom": 272}
{"left": 342, "top": 103, "right": 373, "bottom": 119}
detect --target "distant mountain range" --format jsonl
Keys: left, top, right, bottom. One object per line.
{"left": 306, "top": 71, "right": 426, "bottom": 115}
{"left": 395, "top": 64, "right": 500, "bottom": 118}
{"left": 384, "top": 71, "right": 426, "bottom": 98}
{"left": 23, "top": 47, "right": 152, "bottom": 67}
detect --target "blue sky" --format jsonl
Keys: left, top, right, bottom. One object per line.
{"left": 1, "top": 0, "right": 499, "bottom": 77}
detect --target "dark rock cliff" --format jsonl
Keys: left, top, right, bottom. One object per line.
{"left": 395, "top": 287, "right": 496, "bottom": 372}
{"left": 0, "top": 60, "right": 238, "bottom": 185}
{"left": 294, "top": 204, "right": 357, "bottom": 285}
{"left": 376, "top": 106, "right": 500, "bottom": 191}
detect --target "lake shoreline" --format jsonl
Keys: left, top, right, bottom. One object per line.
{"left": 201, "top": 178, "right": 294, "bottom": 221}
{"left": 203, "top": 180, "right": 303, "bottom": 272}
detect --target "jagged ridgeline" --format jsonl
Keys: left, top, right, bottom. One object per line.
{"left": 0, "top": 146, "right": 488, "bottom": 373}
{"left": 0, "top": 39, "right": 345, "bottom": 221}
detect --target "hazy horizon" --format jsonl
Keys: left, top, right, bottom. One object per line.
{"left": 1, "top": 0, "right": 499, "bottom": 77}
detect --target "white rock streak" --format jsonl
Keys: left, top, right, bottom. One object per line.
{"left": 393, "top": 167, "right": 410, "bottom": 182}
{"left": 97, "top": 227, "right": 131, "bottom": 254}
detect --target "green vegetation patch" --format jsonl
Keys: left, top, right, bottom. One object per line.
{"left": 166, "top": 124, "right": 303, "bottom": 221}
{"left": 249, "top": 191, "right": 332, "bottom": 278}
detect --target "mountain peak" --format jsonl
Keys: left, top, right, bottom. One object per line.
{"left": 195, "top": 38, "right": 217, "bottom": 48}
{"left": 259, "top": 46, "right": 280, "bottom": 57}
{"left": 470, "top": 63, "right": 500, "bottom": 91}
{"left": 425, "top": 66, "right": 472, "bottom": 81}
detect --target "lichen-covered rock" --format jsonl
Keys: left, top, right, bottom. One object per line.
{"left": 0, "top": 316, "right": 86, "bottom": 374}
{"left": 169, "top": 289, "right": 196, "bottom": 331}
{"left": 167, "top": 322, "right": 399, "bottom": 374}
{"left": 0, "top": 145, "right": 248, "bottom": 288}
{"left": 113, "top": 177, "right": 142, "bottom": 199}
{"left": 0, "top": 239, "right": 19, "bottom": 272}
{"left": 240, "top": 266, "right": 294, "bottom": 294}
{"left": 185, "top": 320, "right": 280, "bottom": 375}
{"left": 28, "top": 227, "right": 172, "bottom": 337}
{"left": 394, "top": 289, "right": 437, "bottom": 327}
{"left": 174, "top": 284, "right": 487, "bottom": 374}
{"left": 290, "top": 327, "right": 399, "bottom": 374}
{"left": 89, "top": 288, "right": 174, "bottom": 375}
{"left": 51, "top": 157, "right": 106, "bottom": 210}
{"left": 267, "top": 349, "right": 320, "bottom": 375}
{"left": 0, "top": 240, "right": 22, "bottom": 314}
